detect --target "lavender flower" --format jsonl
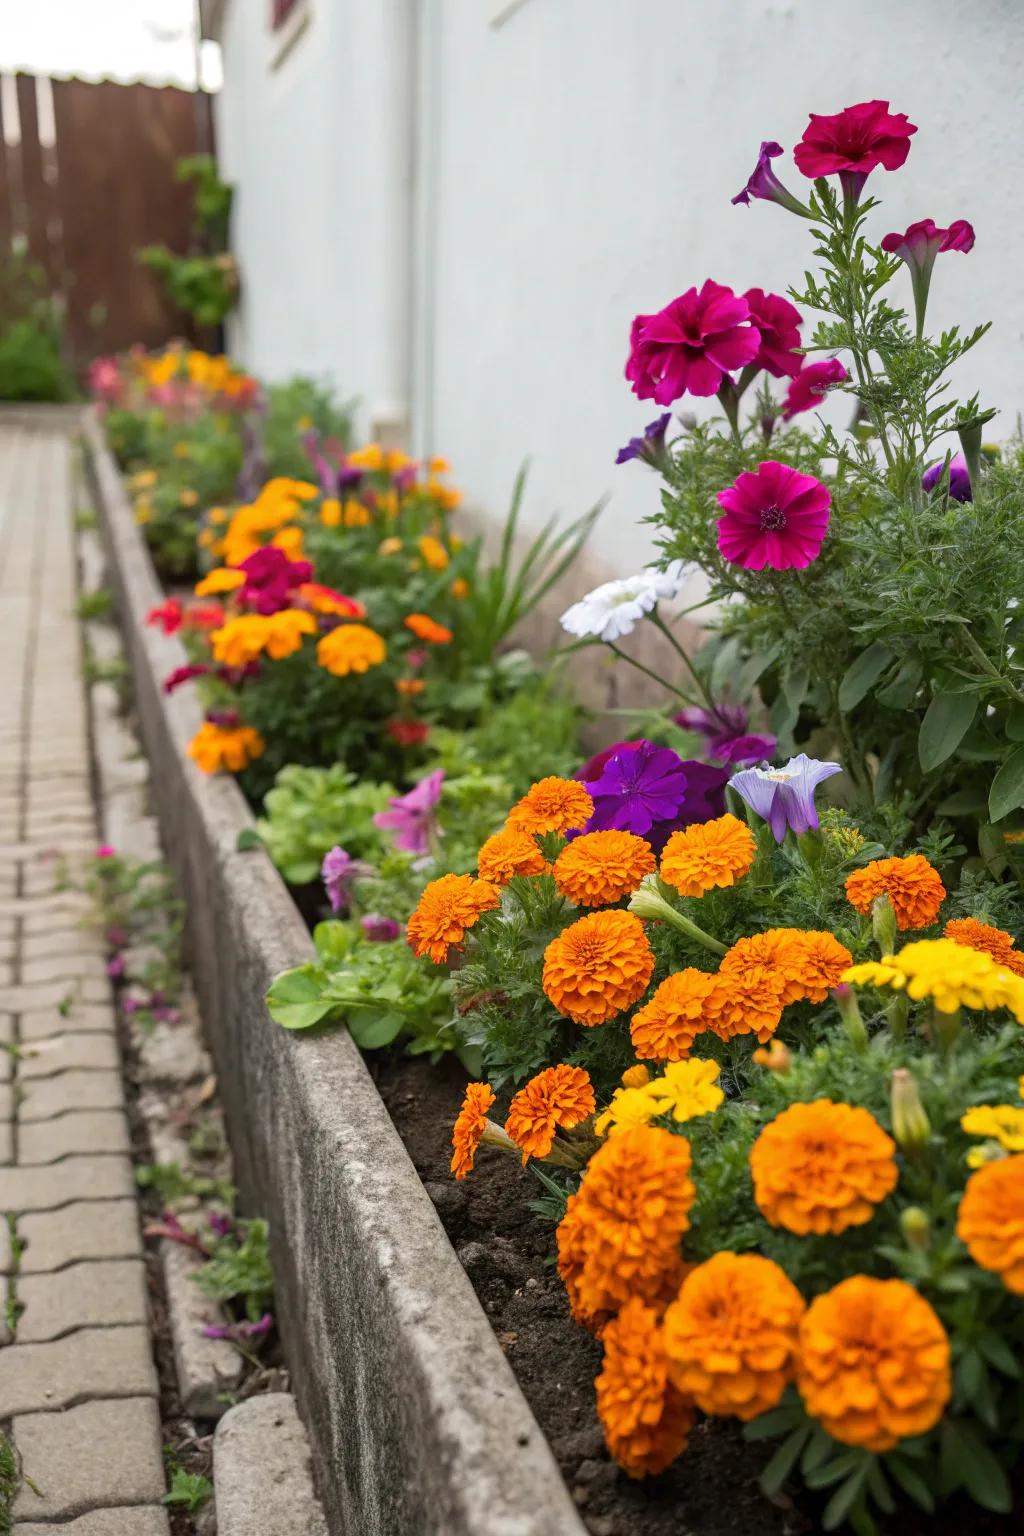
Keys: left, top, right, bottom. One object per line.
{"left": 728, "top": 754, "right": 841, "bottom": 843}
{"left": 372, "top": 769, "right": 445, "bottom": 855}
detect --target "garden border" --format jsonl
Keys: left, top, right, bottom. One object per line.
{"left": 82, "top": 407, "right": 588, "bottom": 1536}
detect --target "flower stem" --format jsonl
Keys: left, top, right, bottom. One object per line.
{"left": 650, "top": 611, "right": 716, "bottom": 710}
{"left": 605, "top": 642, "right": 696, "bottom": 706}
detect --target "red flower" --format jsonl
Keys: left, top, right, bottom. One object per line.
{"left": 163, "top": 663, "right": 210, "bottom": 694}
{"left": 626, "top": 281, "right": 761, "bottom": 404}
{"left": 716, "top": 461, "right": 831, "bottom": 572}
{"left": 782, "top": 358, "right": 849, "bottom": 421}
{"left": 743, "top": 289, "right": 803, "bottom": 380}
{"left": 181, "top": 602, "right": 225, "bottom": 630}
{"left": 147, "top": 599, "right": 183, "bottom": 635}
{"left": 387, "top": 719, "right": 430, "bottom": 747}
{"left": 794, "top": 101, "right": 917, "bottom": 199}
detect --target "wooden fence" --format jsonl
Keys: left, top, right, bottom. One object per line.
{"left": 0, "top": 72, "right": 215, "bottom": 362}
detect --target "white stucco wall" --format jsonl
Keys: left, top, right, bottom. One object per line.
{"left": 216, "top": 0, "right": 1024, "bottom": 572}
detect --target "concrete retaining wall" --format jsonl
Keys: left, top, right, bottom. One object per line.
{"left": 82, "top": 410, "right": 587, "bottom": 1536}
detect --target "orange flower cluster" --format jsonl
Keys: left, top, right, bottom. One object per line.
{"left": 663, "top": 1252, "right": 805, "bottom": 1420}
{"left": 406, "top": 873, "right": 500, "bottom": 964}
{"left": 659, "top": 813, "right": 756, "bottom": 899}
{"left": 945, "top": 916, "right": 1024, "bottom": 977}
{"left": 796, "top": 1277, "right": 951, "bottom": 1450}
{"left": 450, "top": 1082, "right": 496, "bottom": 1180}
{"left": 187, "top": 721, "right": 264, "bottom": 775}
{"left": 552, "top": 830, "right": 655, "bottom": 907}
{"left": 750, "top": 1100, "right": 898, "bottom": 1235}
{"left": 596, "top": 1300, "right": 695, "bottom": 1477}
{"left": 543, "top": 910, "right": 654, "bottom": 1026}
{"left": 556, "top": 1126, "right": 694, "bottom": 1326}
{"left": 477, "top": 827, "right": 548, "bottom": 885}
{"left": 956, "top": 1153, "right": 1024, "bottom": 1293}
{"left": 404, "top": 612, "right": 452, "bottom": 644}
{"left": 316, "top": 623, "right": 387, "bottom": 676}
{"left": 845, "top": 853, "right": 946, "bottom": 931}
{"left": 508, "top": 777, "right": 594, "bottom": 838}
{"left": 505, "top": 1065, "right": 595, "bottom": 1162}
{"left": 630, "top": 968, "right": 718, "bottom": 1060}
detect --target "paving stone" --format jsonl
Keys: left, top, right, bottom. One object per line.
{"left": 0, "top": 1324, "right": 157, "bottom": 1415}
{"left": 162, "top": 1239, "right": 243, "bottom": 1418}
{"left": 0, "top": 1154, "right": 134, "bottom": 1212}
{"left": 11, "top": 1397, "right": 165, "bottom": 1520}
{"left": 0, "top": 976, "right": 110, "bottom": 1012}
{"left": 17, "top": 894, "right": 93, "bottom": 932}
{"left": 16, "top": 1258, "right": 148, "bottom": 1341}
{"left": 20, "top": 954, "right": 109, "bottom": 987}
{"left": 0, "top": 1216, "right": 13, "bottom": 1275}
{"left": 19, "top": 1199, "right": 141, "bottom": 1272}
{"left": 19, "top": 1032, "right": 120, "bottom": 1078}
{"left": 0, "top": 1119, "right": 12, "bottom": 1161}
{"left": 19, "top": 1109, "right": 131, "bottom": 1164}
{"left": 0, "top": 1079, "right": 13, "bottom": 1120}
{"left": 22, "top": 928, "right": 105, "bottom": 963}
{"left": 19, "top": 1069, "right": 124, "bottom": 1120}
{"left": 15, "top": 1509, "right": 171, "bottom": 1536}
{"left": 20, "top": 1002, "right": 116, "bottom": 1041}
{"left": 214, "top": 1394, "right": 328, "bottom": 1536}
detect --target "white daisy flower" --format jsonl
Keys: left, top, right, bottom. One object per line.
{"left": 560, "top": 561, "right": 687, "bottom": 642}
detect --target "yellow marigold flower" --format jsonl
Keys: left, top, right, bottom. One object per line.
{"left": 552, "top": 830, "right": 655, "bottom": 907}
{"left": 429, "top": 456, "right": 450, "bottom": 474}
{"left": 750, "top": 1099, "right": 897, "bottom": 1235}
{"left": 263, "top": 608, "right": 317, "bottom": 659}
{"left": 210, "top": 507, "right": 228, "bottom": 525}
{"left": 659, "top": 814, "right": 755, "bottom": 898}
{"left": 450, "top": 577, "right": 469, "bottom": 599}
{"left": 796, "top": 1276, "right": 951, "bottom": 1450}
{"left": 630, "top": 969, "right": 717, "bottom": 1061}
{"left": 379, "top": 536, "right": 402, "bottom": 556}
{"left": 596, "top": 1299, "right": 695, "bottom": 1478}
{"left": 320, "top": 497, "right": 342, "bottom": 527}
{"left": 705, "top": 964, "right": 785, "bottom": 1044}
{"left": 595, "top": 1086, "right": 661, "bottom": 1138}
{"left": 418, "top": 534, "right": 450, "bottom": 570}
{"left": 957, "top": 1153, "right": 1024, "bottom": 1292}
{"left": 642, "top": 1059, "right": 723, "bottom": 1124}
{"left": 135, "top": 501, "right": 152, "bottom": 526}
{"left": 505, "top": 1065, "right": 595, "bottom": 1163}
{"left": 438, "top": 485, "right": 461, "bottom": 510}
{"left": 476, "top": 827, "right": 547, "bottom": 886}
{"left": 344, "top": 498, "right": 373, "bottom": 527}
{"left": 556, "top": 1126, "right": 694, "bottom": 1323}
{"left": 720, "top": 928, "right": 851, "bottom": 1006}
{"left": 507, "top": 777, "right": 594, "bottom": 838}
{"left": 450, "top": 1082, "right": 495, "bottom": 1180}
{"left": 210, "top": 615, "right": 270, "bottom": 668}
{"left": 945, "top": 916, "right": 1024, "bottom": 976}
{"left": 543, "top": 910, "right": 654, "bottom": 1027}
{"left": 396, "top": 677, "right": 426, "bottom": 696}
{"left": 406, "top": 872, "right": 500, "bottom": 964}
{"left": 195, "top": 567, "right": 245, "bottom": 597}
{"left": 752, "top": 1039, "right": 792, "bottom": 1072}
{"left": 347, "top": 443, "right": 384, "bottom": 471}
{"left": 404, "top": 612, "right": 453, "bottom": 645}
{"left": 197, "top": 528, "right": 214, "bottom": 547}
{"left": 180, "top": 489, "right": 199, "bottom": 507}
{"left": 316, "top": 623, "right": 387, "bottom": 676}
{"left": 961, "top": 1105, "right": 1024, "bottom": 1152}
{"left": 271, "top": 526, "right": 305, "bottom": 560}
{"left": 845, "top": 854, "right": 946, "bottom": 931}
{"left": 621, "top": 1064, "right": 650, "bottom": 1089}
{"left": 842, "top": 938, "right": 1024, "bottom": 1021}
{"left": 187, "top": 722, "right": 264, "bottom": 775}
{"left": 663, "top": 1252, "right": 805, "bottom": 1420}
{"left": 129, "top": 469, "right": 157, "bottom": 490}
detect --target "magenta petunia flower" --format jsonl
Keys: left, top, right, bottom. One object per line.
{"left": 881, "top": 218, "right": 975, "bottom": 338}
{"left": 743, "top": 290, "right": 804, "bottom": 380}
{"left": 781, "top": 357, "right": 849, "bottom": 421}
{"left": 238, "top": 547, "right": 313, "bottom": 615}
{"left": 794, "top": 101, "right": 917, "bottom": 203}
{"left": 576, "top": 739, "right": 729, "bottom": 852}
{"left": 676, "top": 703, "right": 777, "bottom": 765}
{"left": 732, "top": 141, "right": 810, "bottom": 217}
{"left": 625, "top": 281, "right": 761, "bottom": 404}
{"left": 163, "top": 663, "right": 211, "bottom": 695}
{"left": 922, "top": 453, "right": 972, "bottom": 503}
{"left": 96, "top": 845, "right": 116, "bottom": 859}
{"left": 372, "top": 768, "right": 445, "bottom": 855}
{"left": 716, "top": 461, "right": 831, "bottom": 572}
{"left": 361, "top": 913, "right": 402, "bottom": 943}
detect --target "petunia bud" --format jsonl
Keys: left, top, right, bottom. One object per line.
{"left": 955, "top": 408, "right": 997, "bottom": 497}
{"left": 871, "top": 893, "right": 897, "bottom": 957}
{"left": 621, "top": 1064, "right": 651, "bottom": 1089}
{"left": 831, "top": 983, "right": 868, "bottom": 1051}
{"left": 891, "top": 1068, "right": 931, "bottom": 1152}
{"left": 900, "top": 1205, "right": 930, "bottom": 1251}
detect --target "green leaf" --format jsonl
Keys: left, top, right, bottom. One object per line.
{"left": 918, "top": 690, "right": 978, "bottom": 773}
{"left": 348, "top": 1009, "right": 405, "bottom": 1050}
{"left": 312, "top": 920, "right": 355, "bottom": 964}
{"left": 711, "top": 635, "right": 742, "bottom": 696}
{"left": 885, "top": 1454, "right": 935, "bottom": 1512}
{"left": 235, "top": 827, "right": 262, "bottom": 852}
{"left": 838, "top": 643, "right": 894, "bottom": 712}
{"left": 822, "top": 1458, "right": 872, "bottom": 1530}
{"left": 758, "top": 1426, "right": 810, "bottom": 1497}
{"left": 941, "top": 1421, "right": 1012, "bottom": 1512}
{"left": 876, "top": 657, "right": 922, "bottom": 710}
{"left": 1006, "top": 705, "right": 1024, "bottom": 743}
{"left": 735, "top": 645, "right": 779, "bottom": 701}
{"left": 743, "top": 1404, "right": 804, "bottom": 1441}
{"left": 935, "top": 787, "right": 988, "bottom": 816}
{"left": 977, "top": 1330, "right": 1021, "bottom": 1378}
{"left": 265, "top": 966, "right": 336, "bottom": 1031}
{"left": 989, "top": 744, "right": 1024, "bottom": 822}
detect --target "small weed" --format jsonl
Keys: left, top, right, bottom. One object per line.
{"left": 74, "top": 507, "right": 98, "bottom": 531}
{"left": 136, "top": 1161, "right": 235, "bottom": 1207}
{"left": 82, "top": 651, "right": 129, "bottom": 689}
{"left": 75, "top": 588, "right": 113, "bottom": 622}
{"left": 195, "top": 1217, "right": 274, "bottom": 1322}
{"left": 163, "top": 1466, "right": 213, "bottom": 1513}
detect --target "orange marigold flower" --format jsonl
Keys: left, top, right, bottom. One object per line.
{"left": 543, "top": 910, "right": 654, "bottom": 1026}
{"left": 750, "top": 1099, "right": 897, "bottom": 1235}
{"left": 406, "top": 872, "right": 500, "bottom": 964}
{"left": 663, "top": 1252, "right": 805, "bottom": 1420}
{"left": 396, "top": 677, "right": 426, "bottom": 696}
{"left": 796, "top": 1276, "right": 951, "bottom": 1450}
{"left": 450, "top": 1082, "right": 496, "bottom": 1180}
{"left": 659, "top": 814, "right": 756, "bottom": 899}
{"left": 316, "top": 623, "right": 387, "bottom": 676}
{"left": 404, "top": 612, "right": 453, "bottom": 644}
{"left": 752, "top": 1039, "right": 792, "bottom": 1072}
{"left": 507, "top": 776, "right": 594, "bottom": 838}
{"left": 845, "top": 854, "right": 946, "bottom": 931}
{"left": 210, "top": 614, "right": 270, "bottom": 668}
{"left": 194, "top": 566, "right": 244, "bottom": 596}
{"left": 719, "top": 927, "right": 850, "bottom": 1006}
{"left": 187, "top": 721, "right": 264, "bottom": 775}
{"left": 557, "top": 1126, "right": 694, "bottom": 1321}
{"left": 477, "top": 827, "right": 548, "bottom": 886}
{"left": 629, "top": 968, "right": 717, "bottom": 1061}
{"left": 704, "top": 964, "right": 785, "bottom": 1044}
{"left": 596, "top": 1299, "right": 695, "bottom": 1478}
{"left": 263, "top": 608, "right": 317, "bottom": 659}
{"left": 505, "top": 1065, "right": 595, "bottom": 1163}
{"left": 553, "top": 830, "right": 655, "bottom": 907}
{"left": 299, "top": 582, "right": 365, "bottom": 618}
{"left": 956, "top": 1153, "right": 1024, "bottom": 1293}
{"left": 945, "top": 916, "right": 1024, "bottom": 977}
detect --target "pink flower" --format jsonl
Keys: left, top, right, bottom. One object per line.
{"left": 163, "top": 663, "right": 210, "bottom": 695}
{"left": 880, "top": 219, "right": 975, "bottom": 338}
{"left": 743, "top": 290, "right": 803, "bottom": 379}
{"left": 373, "top": 769, "right": 445, "bottom": 854}
{"left": 716, "top": 461, "right": 831, "bottom": 572}
{"left": 794, "top": 101, "right": 917, "bottom": 202}
{"left": 732, "top": 142, "right": 810, "bottom": 218}
{"left": 782, "top": 358, "right": 849, "bottom": 421}
{"left": 95, "top": 845, "right": 116, "bottom": 859}
{"left": 625, "top": 281, "right": 761, "bottom": 403}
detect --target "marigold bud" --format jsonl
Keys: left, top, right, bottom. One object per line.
{"left": 871, "top": 893, "right": 898, "bottom": 957}
{"left": 621, "top": 1065, "right": 651, "bottom": 1089}
{"left": 900, "top": 1205, "right": 931, "bottom": 1250}
{"left": 831, "top": 983, "right": 868, "bottom": 1051}
{"left": 890, "top": 1068, "right": 931, "bottom": 1152}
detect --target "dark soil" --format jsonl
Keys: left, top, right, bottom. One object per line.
{"left": 372, "top": 1053, "right": 1021, "bottom": 1536}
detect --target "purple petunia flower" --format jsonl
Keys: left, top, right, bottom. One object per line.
{"left": 732, "top": 141, "right": 811, "bottom": 216}
{"left": 615, "top": 413, "right": 672, "bottom": 469}
{"left": 728, "top": 753, "right": 841, "bottom": 843}
{"left": 321, "top": 846, "right": 362, "bottom": 915}
{"left": 576, "top": 740, "right": 729, "bottom": 852}
{"left": 676, "top": 703, "right": 777, "bottom": 766}
{"left": 361, "top": 913, "right": 401, "bottom": 943}
{"left": 372, "top": 769, "right": 445, "bottom": 855}
{"left": 922, "top": 453, "right": 972, "bottom": 503}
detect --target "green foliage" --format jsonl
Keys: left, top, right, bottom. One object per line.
{"left": 0, "top": 1430, "right": 20, "bottom": 1533}
{"left": 163, "top": 1468, "right": 213, "bottom": 1513}
{"left": 136, "top": 1161, "right": 235, "bottom": 1208}
{"left": 175, "top": 153, "right": 233, "bottom": 249}
{"left": 0, "top": 252, "right": 74, "bottom": 403}
{"left": 193, "top": 1217, "right": 274, "bottom": 1323}
{"left": 254, "top": 765, "right": 393, "bottom": 884}
{"left": 138, "top": 245, "right": 240, "bottom": 327}
{"left": 262, "top": 376, "right": 354, "bottom": 478}
{"left": 75, "top": 587, "right": 113, "bottom": 622}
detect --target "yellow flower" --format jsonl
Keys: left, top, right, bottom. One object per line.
{"left": 385, "top": 448, "right": 411, "bottom": 472}
{"left": 595, "top": 1087, "right": 660, "bottom": 1138}
{"left": 195, "top": 567, "right": 245, "bottom": 597}
{"left": 316, "top": 623, "right": 387, "bottom": 676}
{"left": 450, "top": 577, "right": 469, "bottom": 599}
{"left": 320, "top": 497, "right": 342, "bottom": 527}
{"left": 210, "top": 615, "right": 270, "bottom": 667}
{"left": 429, "top": 456, "right": 450, "bottom": 474}
{"left": 642, "top": 1059, "right": 724, "bottom": 1124}
{"left": 344, "top": 499, "right": 373, "bottom": 527}
{"left": 129, "top": 469, "right": 157, "bottom": 490}
{"left": 621, "top": 1064, "right": 651, "bottom": 1089}
{"left": 263, "top": 608, "right": 317, "bottom": 659}
{"left": 843, "top": 938, "right": 1024, "bottom": 1021}
{"left": 210, "top": 506, "right": 228, "bottom": 525}
{"left": 296, "top": 414, "right": 313, "bottom": 430}
{"left": 134, "top": 500, "right": 152, "bottom": 526}
{"left": 418, "top": 534, "right": 450, "bottom": 571}
{"left": 180, "top": 489, "right": 199, "bottom": 507}
{"left": 961, "top": 1105, "right": 1024, "bottom": 1152}
{"left": 379, "top": 537, "right": 402, "bottom": 556}
{"left": 348, "top": 443, "right": 384, "bottom": 471}
{"left": 198, "top": 529, "right": 215, "bottom": 548}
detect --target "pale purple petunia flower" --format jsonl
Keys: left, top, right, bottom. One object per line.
{"left": 372, "top": 769, "right": 445, "bottom": 855}
{"left": 321, "top": 846, "right": 360, "bottom": 914}
{"left": 728, "top": 754, "right": 841, "bottom": 843}
{"left": 361, "top": 913, "right": 401, "bottom": 943}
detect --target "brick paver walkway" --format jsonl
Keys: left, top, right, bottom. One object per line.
{"left": 0, "top": 420, "right": 168, "bottom": 1531}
